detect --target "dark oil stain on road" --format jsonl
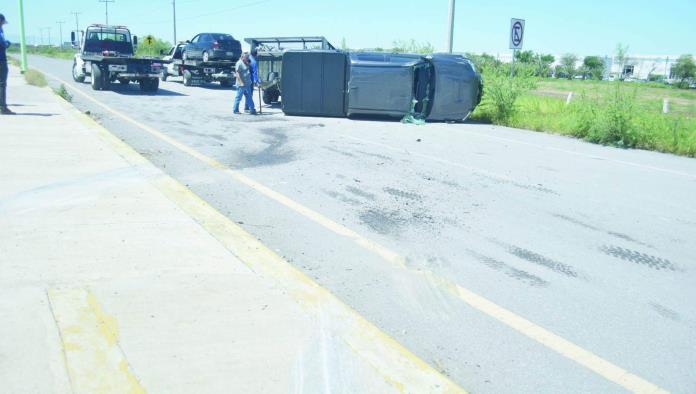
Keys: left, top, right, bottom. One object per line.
{"left": 234, "top": 128, "right": 296, "bottom": 168}
{"left": 600, "top": 246, "right": 677, "bottom": 271}
{"left": 466, "top": 250, "right": 549, "bottom": 288}
{"left": 383, "top": 187, "right": 423, "bottom": 201}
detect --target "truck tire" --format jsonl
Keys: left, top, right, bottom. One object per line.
{"left": 72, "top": 61, "right": 85, "bottom": 83}
{"left": 183, "top": 70, "right": 192, "bottom": 86}
{"left": 91, "top": 64, "right": 104, "bottom": 90}
{"left": 263, "top": 87, "right": 280, "bottom": 104}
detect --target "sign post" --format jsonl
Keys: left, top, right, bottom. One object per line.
{"left": 509, "top": 18, "right": 525, "bottom": 77}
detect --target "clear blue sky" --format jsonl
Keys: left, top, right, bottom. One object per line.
{"left": 1, "top": 0, "right": 694, "bottom": 56}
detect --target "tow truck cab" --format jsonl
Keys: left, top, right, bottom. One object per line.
{"left": 71, "top": 24, "right": 162, "bottom": 93}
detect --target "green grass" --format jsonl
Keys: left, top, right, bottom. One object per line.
{"left": 24, "top": 69, "right": 48, "bottom": 87}
{"left": 7, "top": 45, "right": 76, "bottom": 60}
{"left": 473, "top": 81, "right": 696, "bottom": 157}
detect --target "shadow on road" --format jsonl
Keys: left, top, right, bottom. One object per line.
{"left": 107, "top": 84, "right": 188, "bottom": 97}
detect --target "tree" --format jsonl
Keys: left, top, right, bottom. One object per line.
{"left": 582, "top": 56, "right": 605, "bottom": 80}
{"left": 671, "top": 55, "right": 696, "bottom": 88}
{"left": 135, "top": 35, "right": 171, "bottom": 58}
{"left": 515, "top": 50, "right": 535, "bottom": 63}
{"left": 559, "top": 54, "right": 578, "bottom": 79}
{"left": 534, "top": 54, "right": 555, "bottom": 77}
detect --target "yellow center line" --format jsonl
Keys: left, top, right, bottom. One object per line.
{"left": 46, "top": 71, "right": 669, "bottom": 393}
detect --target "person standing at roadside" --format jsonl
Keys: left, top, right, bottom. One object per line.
{"left": 244, "top": 49, "right": 260, "bottom": 113}
{"left": 233, "top": 53, "right": 256, "bottom": 115}
{"left": 0, "top": 13, "right": 15, "bottom": 115}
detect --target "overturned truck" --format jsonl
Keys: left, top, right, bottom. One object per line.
{"left": 281, "top": 51, "right": 483, "bottom": 122}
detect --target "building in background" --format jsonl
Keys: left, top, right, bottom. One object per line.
{"left": 493, "top": 53, "right": 683, "bottom": 81}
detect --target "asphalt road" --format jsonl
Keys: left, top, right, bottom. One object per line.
{"left": 24, "top": 55, "right": 696, "bottom": 393}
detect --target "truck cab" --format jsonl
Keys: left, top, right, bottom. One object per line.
{"left": 71, "top": 24, "right": 162, "bottom": 93}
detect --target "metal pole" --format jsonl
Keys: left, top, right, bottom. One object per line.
{"left": 47, "top": 27, "right": 52, "bottom": 47}
{"left": 99, "top": 0, "right": 115, "bottom": 25}
{"left": 447, "top": 0, "right": 456, "bottom": 53}
{"left": 71, "top": 12, "right": 81, "bottom": 35}
{"left": 172, "top": 0, "right": 177, "bottom": 44}
{"left": 510, "top": 49, "right": 517, "bottom": 78}
{"left": 18, "top": 0, "right": 28, "bottom": 72}
{"left": 57, "top": 21, "right": 65, "bottom": 49}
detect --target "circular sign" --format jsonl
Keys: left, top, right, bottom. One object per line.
{"left": 511, "top": 21, "right": 523, "bottom": 47}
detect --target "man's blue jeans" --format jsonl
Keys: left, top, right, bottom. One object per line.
{"left": 233, "top": 84, "right": 255, "bottom": 113}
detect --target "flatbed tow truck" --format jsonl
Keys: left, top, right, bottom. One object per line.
{"left": 71, "top": 24, "right": 163, "bottom": 92}
{"left": 161, "top": 43, "right": 236, "bottom": 87}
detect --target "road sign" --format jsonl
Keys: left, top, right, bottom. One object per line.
{"left": 144, "top": 35, "right": 155, "bottom": 46}
{"left": 509, "top": 18, "right": 525, "bottom": 50}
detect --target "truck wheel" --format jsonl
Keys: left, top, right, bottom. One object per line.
{"left": 148, "top": 78, "right": 160, "bottom": 92}
{"left": 139, "top": 78, "right": 159, "bottom": 93}
{"left": 202, "top": 51, "right": 210, "bottom": 62}
{"left": 72, "top": 61, "right": 85, "bottom": 83}
{"left": 91, "top": 64, "right": 103, "bottom": 90}
{"left": 183, "top": 70, "right": 192, "bottom": 86}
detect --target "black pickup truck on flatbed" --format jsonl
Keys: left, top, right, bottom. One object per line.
{"left": 160, "top": 43, "right": 236, "bottom": 87}
{"left": 71, "top": 24, "right": 163, "bottom": 93}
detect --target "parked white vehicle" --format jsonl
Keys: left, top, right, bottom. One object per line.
{"left": 160, "top": 43, "right": 186, "bottom": 81}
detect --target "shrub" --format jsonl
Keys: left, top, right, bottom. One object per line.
{"left": 24, "top": 69, "right": 47, "bottom": 87}
{"left": 477, "top": 67, "right": 536, "bottom": 124}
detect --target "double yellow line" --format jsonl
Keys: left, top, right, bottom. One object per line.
{"left": 47, "top": 71, "right": 669, "bottom": 393}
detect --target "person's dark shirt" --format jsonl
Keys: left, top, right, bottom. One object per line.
{"left": 0, "top": 27, "right": 8, "bottom": 62}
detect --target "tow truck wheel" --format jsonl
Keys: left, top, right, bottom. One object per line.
{"left": 91, "top": 64, "right": 103, "bottom": 91}
{"left": 183, "top": 70, "right": 192, "bottom": 87}
{"left": 72, "top": 61, "right": 85, "bottom": 83}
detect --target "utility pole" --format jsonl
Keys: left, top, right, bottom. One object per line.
{"left": 71, "top": 11, "right": 81, "bottom": 34}
{"left": 99, "top": 0, "right": 115, "bottom": 25}
{"left": 172, "top": 0, "right": 177, "bottom": 44}
{"left": 47, "top": 27, "right": 52, "bottom": 47}
{"left": 18, "top": 0, "right": 28, "bottom": 73}
{"left": 447, "top": 0, "right": 456, "bottom": 53}
{"left": 57, "top": 21, "right": 65, "bottom": 48}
